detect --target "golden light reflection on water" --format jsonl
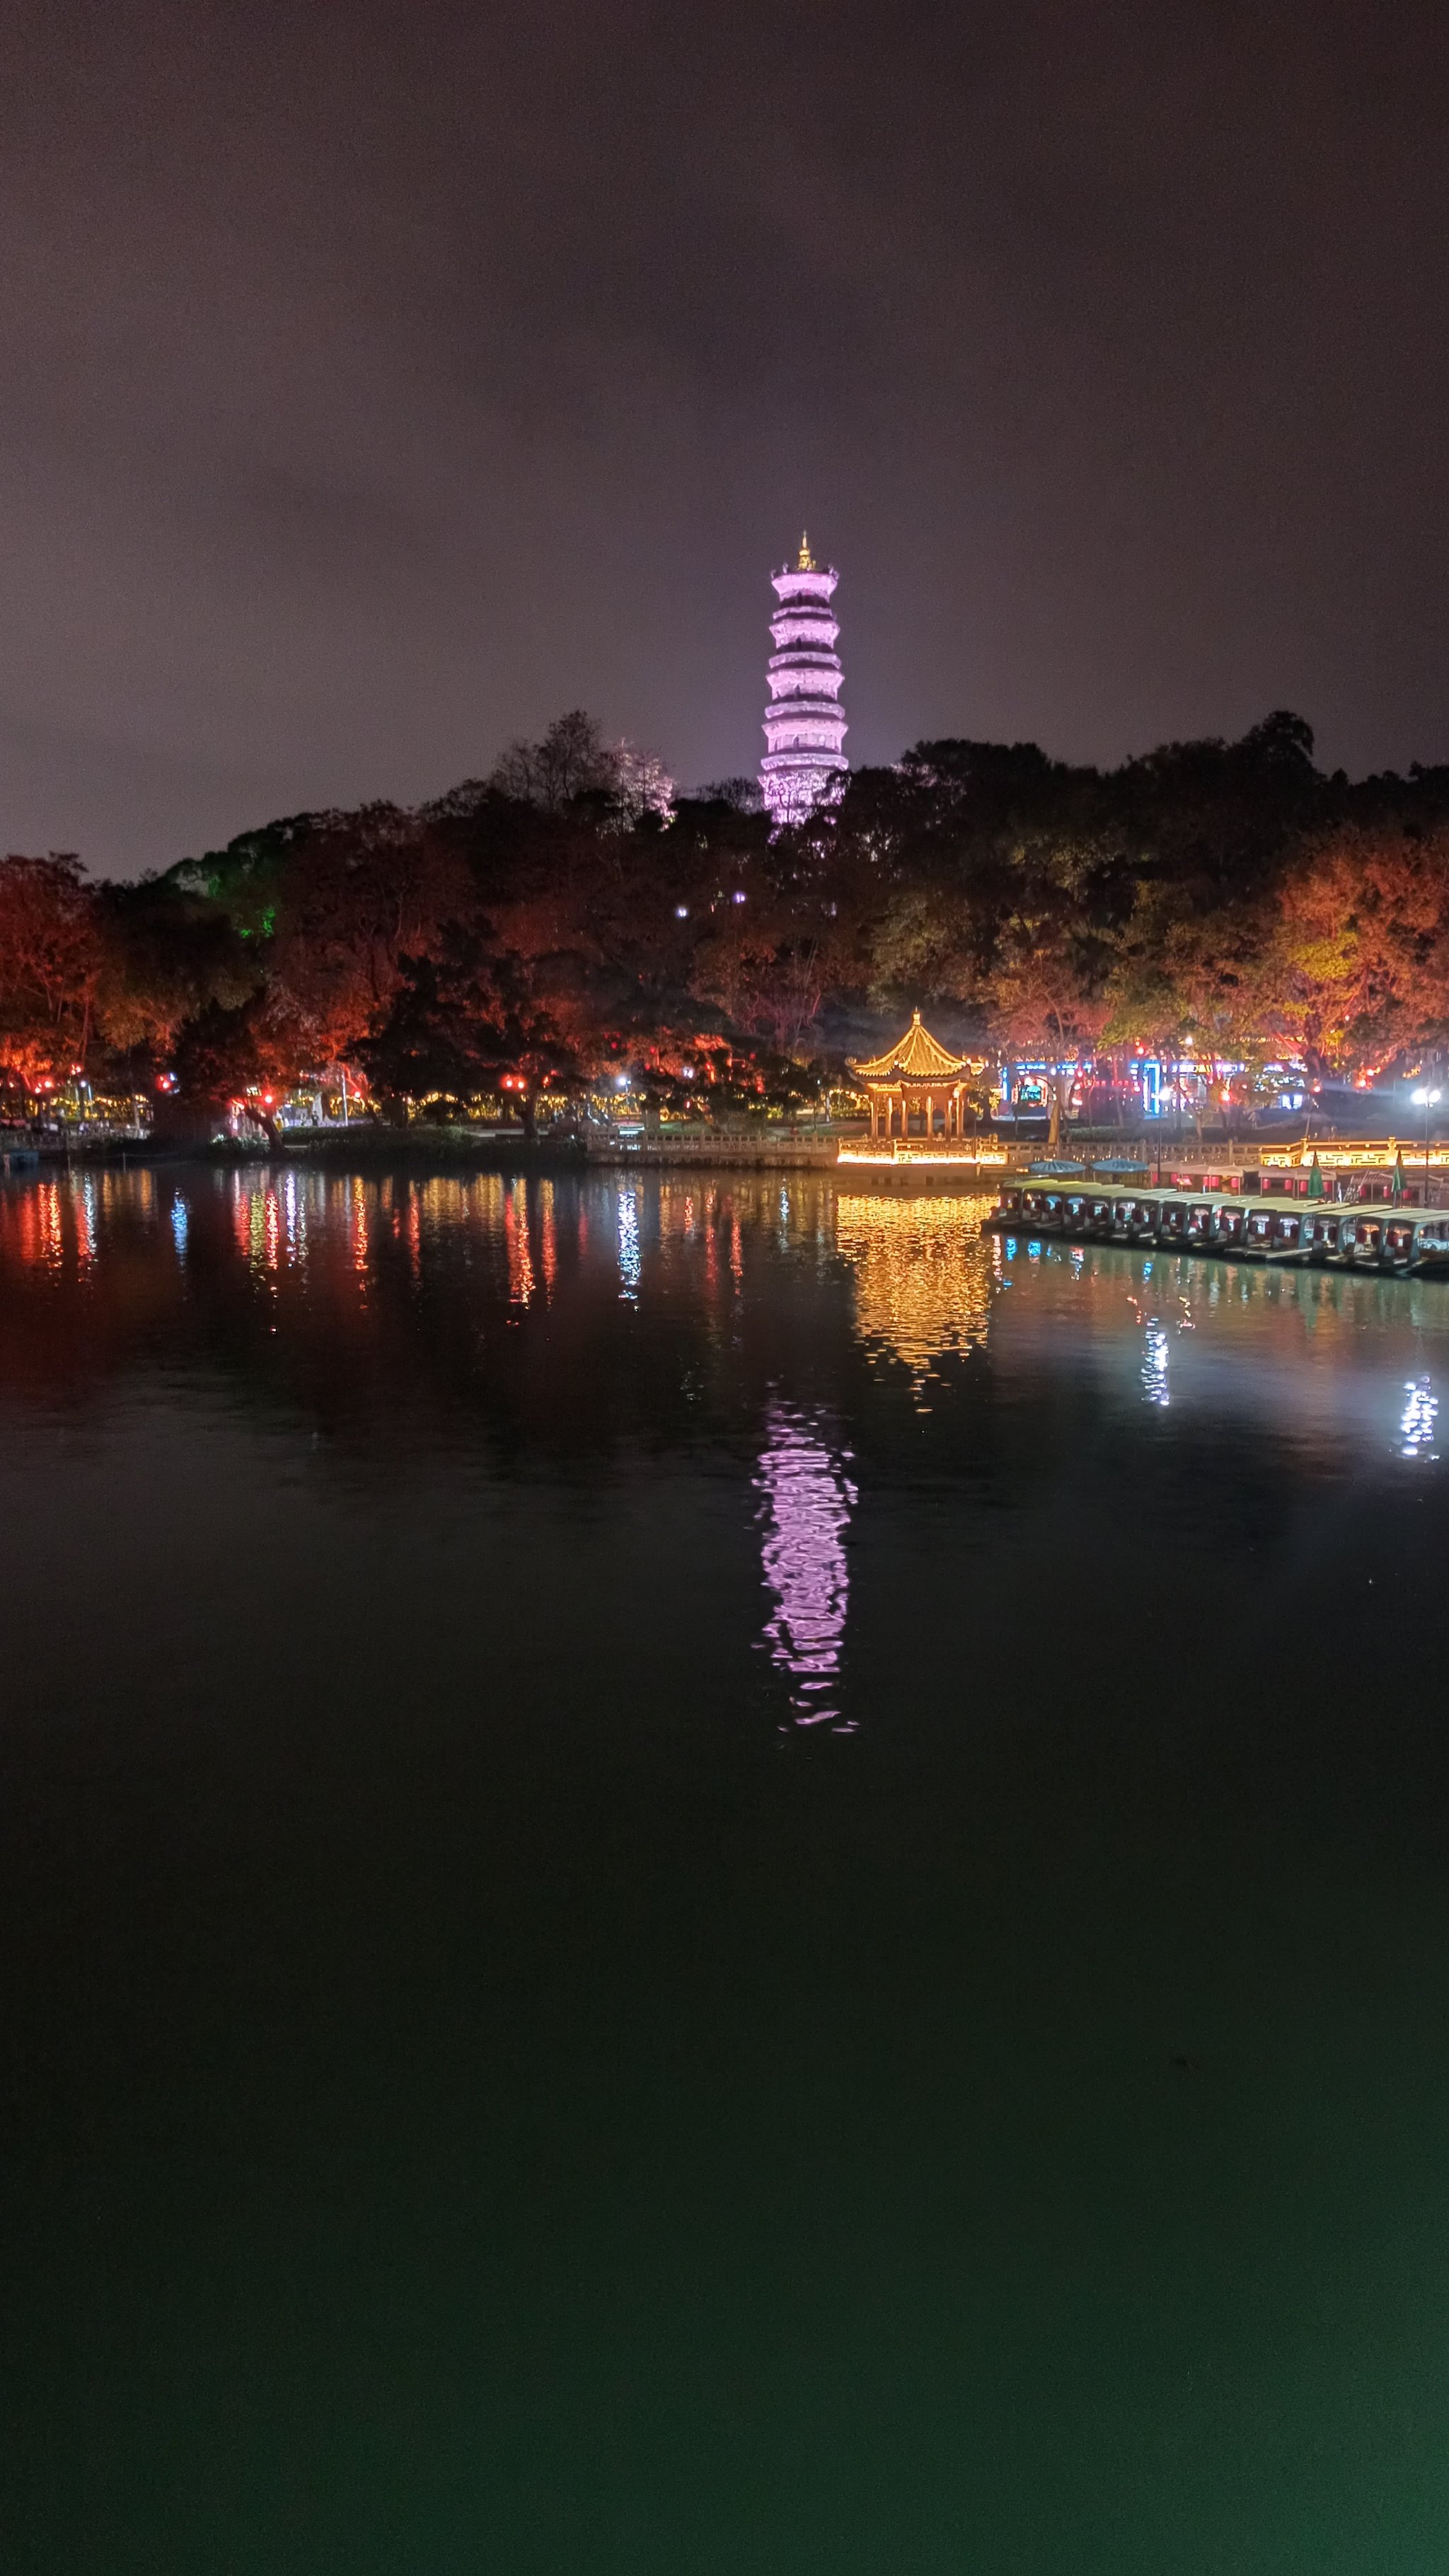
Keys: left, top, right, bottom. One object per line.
{"left": 0, "top": 1166, "right": 1444, "bottom": 1488}
{"left": 836, "top": 1190, "right": 998, "bottom": 1393}
{"left": 350, "top": 1176, "right": 369, "bottom": 1282}
{"left": 505, "top": 1180, "right": 536, "bottom": 1306}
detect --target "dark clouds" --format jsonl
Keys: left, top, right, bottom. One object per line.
{"left": 3, "top": 0, "right": 1448, "bottom": 871}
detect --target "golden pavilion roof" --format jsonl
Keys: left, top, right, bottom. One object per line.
{"left": 848, "top": 1011, "right": 974, "bottom": 1082}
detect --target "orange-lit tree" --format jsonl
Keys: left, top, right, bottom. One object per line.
{"left": 1260, "top": 825, "right": 1449, "bottom": 1076}
{"left": 0, "top": 855, "right": 103, "bottom": 1091}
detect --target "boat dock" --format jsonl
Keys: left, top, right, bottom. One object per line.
{"left": 989, "top": 1182, "right": 1449, "bottom": 1276}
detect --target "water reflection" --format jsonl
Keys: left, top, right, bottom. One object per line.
{"left": 506, "top": 1180, "right": 536, "bottom": 1308}
{"left": 835, "top": 1190, "right": 995, "bottom": 1398}
{"left": 1400, "top": 1376, "right": 1438, "bottom": 1458}
{"left": 755, "top": 1400, "right": 856, "bottom": 1729}
{"left": 616, "top": 1186, "right": 640, "bottom": 1304}
{"left": 12, "top": 1171, "right": 1449, "bottom": 2575}
{"left": 0, "top": 1166, "right": 1447, "bottom": 1495}
{"left": 1141, "top": 1316, "right": 1171, "bottom": 1408}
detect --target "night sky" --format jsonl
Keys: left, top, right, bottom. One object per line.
{"left": 5, "top": 0, "right": 1449, "bottom": 873}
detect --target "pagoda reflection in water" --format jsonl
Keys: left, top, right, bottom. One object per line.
{"left": 836, "top": 1190, "right": 998, "bottom": 1398}
{"left": 755, "top": 1401, "right": 857, "bottom": 1729}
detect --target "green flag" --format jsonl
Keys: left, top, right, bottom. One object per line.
{"left": 1307, "top": 1152, "right": 1324, "bottom": 1200}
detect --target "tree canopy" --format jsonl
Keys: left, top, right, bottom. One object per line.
{"left": 5, "top": 708, "right": 1449, "bottom": 1115}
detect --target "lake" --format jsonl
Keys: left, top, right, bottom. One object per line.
{"left": 4, "top": 1163, "right": 1449, "bottom": 2572}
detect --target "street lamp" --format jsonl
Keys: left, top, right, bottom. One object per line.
{"left": 1412, "top": 1085, "right": 1442, "bottom": 1206}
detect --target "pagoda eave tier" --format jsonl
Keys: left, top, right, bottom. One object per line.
{"left": 772, "top": 566, "right": 838, "bottom": 599}
{"left": 848, "top": 1012, "right": 976, "bottom": 1082}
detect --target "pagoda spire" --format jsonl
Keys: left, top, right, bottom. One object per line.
{"left": 759, "top": 540, "right": 848, "bottom": 828}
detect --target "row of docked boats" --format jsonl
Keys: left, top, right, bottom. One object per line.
{"left": 988, "top": 1181, "right": 1449, "bottom": 1275}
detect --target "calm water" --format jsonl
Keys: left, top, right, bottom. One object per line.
{"left": 4, "top": 1164, "right": 1449, "bottom": 2572}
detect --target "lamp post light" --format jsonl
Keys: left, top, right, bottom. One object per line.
{"left": 1412, "top": 1085, "right": 1442, "bottom": 1205}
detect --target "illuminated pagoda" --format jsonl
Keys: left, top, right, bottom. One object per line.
{"left": 848, "top": 1011, "right": 980, "bottom": 1142}
{"left": 759, "top": 534, "right": 848, "bottom": 827}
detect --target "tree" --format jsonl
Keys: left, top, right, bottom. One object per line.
{"left": 488, "top": 711, "right": 674, "bottom": 820}
{"left": 611, "top": 741, "right": 676, "bottom": 824}
{"left": 695, "top": 778, "right": 763, "bottom": 813}
{"left": 35, "top": 702, "right": 1449, "bottom": 1131}
{"left": 357, "top": 941, "right": 576, "bottom": 1133}
{"left": 169, "top": 997, "right": 290, "bottom": 1137}
{"left": 1263, "top": 825, "right": 1449, "bottom": 1073}
{"left": 0, "top": 855, "right": 102, "bottom": 1085}
{"left": 93, "top": 875, "right": 256, "bottom": 1074}
{"left": 262, "top": 806, "right": 475, "bottom": 1062}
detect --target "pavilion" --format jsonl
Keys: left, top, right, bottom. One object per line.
{"left": 847, "top": 1012, "right": 982, "bottom": 1142}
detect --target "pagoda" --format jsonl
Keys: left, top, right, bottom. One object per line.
{"left": 848, "top": 1011, "right": 980, "bottom": 1142}
{"left": 759, "top": 535, "right": 848, "bottom": 827}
